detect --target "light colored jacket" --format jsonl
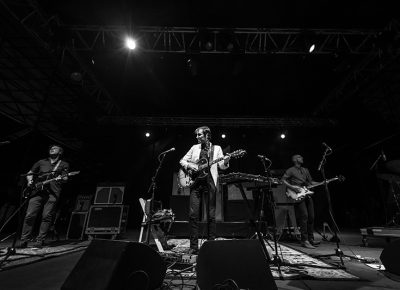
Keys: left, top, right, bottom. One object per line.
{"left": 180, "top": 143, "right": 229, "bottom": 186}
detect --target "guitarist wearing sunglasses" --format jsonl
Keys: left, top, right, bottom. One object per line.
{"left": 17, "top": 145, "right": 69, "bottom": 248}
{"left": 180, "top": 126, "right": 230, "bottom": 254}
{"left": 282, "top": 154, "right": 321, "bottom": 249}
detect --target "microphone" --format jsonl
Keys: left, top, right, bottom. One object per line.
{"left": 160, "top": 147, "right": 175, "bottom": 155}
{"left": 257, "top": 154, "right": 271, "bottom": 162}
{"left": 381, "top": 150, "right": 387, "bottom": 162}
{"left": 322, "top": 142, "right": 332, "bottom": 151}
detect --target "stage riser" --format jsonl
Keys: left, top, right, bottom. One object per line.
{"left": 169, "top": 222, "right": 252, "bottom": 238}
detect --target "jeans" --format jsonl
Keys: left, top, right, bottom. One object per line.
{"left": 294, "top": 196, "right": 315, "bottom": 242}
{"left": 21, "top": 192, "right": 58, "bottom": 242}
{"left": 189, "top": 178, "right": 216, "bottom": 250}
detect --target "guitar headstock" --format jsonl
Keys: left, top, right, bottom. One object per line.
{"left": 227, "top": 149, "right": 246, "bottom": 159}
{"left": 68, "top": 171, "right": 80, "bottom": 176}
{"left": 336, "top": 175, "right": 345, "bottom": 182}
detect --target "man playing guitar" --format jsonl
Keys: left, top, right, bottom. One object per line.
{"left": 282, "top": 154, "right": 321, "bottom": 249}
{"left": 180, "top": 126, "right": 230, "bottom": 254}
{"left": 18, "top": 145, "right": 69, "bottom": 248}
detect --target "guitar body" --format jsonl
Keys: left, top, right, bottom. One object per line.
{"left": 286, "top": 187, "right": 314, "bottom": 201}
{"left": 285, "top": 175, "right": 345, "bottom": 202}
{"left": 178, "top": 158, "right": 210, "bottom": 188}
{"left": 178, "top": 149, "right": 247, "bottom": 188}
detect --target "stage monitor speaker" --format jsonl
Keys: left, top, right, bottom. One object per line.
{"left": 197, "top": 239, "right": 277, "bottom": 290}
{"left": 62, "top": 239, "right": 166, "bottom": 290}
{"left": 94, "top": 184, "right": 125, "bottom": 204}
{"left": 380, "top": 238, "right": 400, "bottom": 275}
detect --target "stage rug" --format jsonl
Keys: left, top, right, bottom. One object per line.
{"left": 0, "top": 240, "right": 89, "bottom": 270}
{"left": 166, "top": 238, "right": 360, "bottom": 281}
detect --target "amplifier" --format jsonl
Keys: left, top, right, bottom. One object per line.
{"left": 67, "top": 212, "right": 88, "bottom": 240}
{"left": 73, "top": 194, "right": 93, "bottom": 212}
{"left": 94, "top": 184, "right": 125, "bottom": 204}
{"left": 86, "top": 205, "right": 129, "bottom": 235}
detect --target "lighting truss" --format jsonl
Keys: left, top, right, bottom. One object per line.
{"left": 65, "top": 25, "right": 380, "bottom": 55}
{"left": 98, "top": 116, "right": 337, "bottom": 128}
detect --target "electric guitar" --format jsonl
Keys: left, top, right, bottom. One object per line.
{"left": 24, "top": 171, "right": 80, "bottom": 198}
{"left": 178, "top": 149, "right": 246, "bottom": 188}
{"left": 286, "top": 175, "right": 345, "bottom": 201}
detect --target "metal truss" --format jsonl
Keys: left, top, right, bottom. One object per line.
{"left": 314, "top": 19, "right": 400, "bottom": 116}
{"left": 64, "top": 25, "right": 380, "bottom": 55}
{"left": 98, "top": 116, "right": 337, "bottom": 128}
{"left": 0, "top": 0, "right": 123, "bottom": 149}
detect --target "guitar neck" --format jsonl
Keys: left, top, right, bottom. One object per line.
{"left": 308, "top": 178, "right": 337, "bottom": 189}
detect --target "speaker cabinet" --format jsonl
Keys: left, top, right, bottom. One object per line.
{"left": 62, "top": 239, "right": 166, "bottom": 290}
{"left": 94, "top": 184, "right": 125, "bottom": 204}
{"left": 380, "top": 238, "right": 400, "bottom": 275}
{"left": 197, "top": 239, "right": 277, "bottom": 290}
{"left": 66, "top": 212, "right": 88, "bottom": 240}
{"left": 86, "top": 205, "right": 129, "bottom": 235}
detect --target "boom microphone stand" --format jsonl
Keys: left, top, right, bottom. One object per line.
{"left": 144, "top": 148, "right": 174, "bottom": 245}
{"left": 313, "top": 144, "right": 358, "bottom": 268}
{"left": 258, "top": 156, "right": 283, "bottom": 270}
{"left": 0, "top": 175, "right": 44, "bottom": 269}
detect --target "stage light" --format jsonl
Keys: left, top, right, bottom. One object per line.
{"left": 126, "top": 37, "right": 137, "bottom": 50}
{"left": 145, "top": 132, "right": 150, "bottom": 138}
{"left": 221, "top": 134, "right": 226, "bottom": 139}
{"left": 309, "top": 44, "right": 316, "bottom": 53}
{"left": 280, "top": 133, "right": 286, "bottom": 139}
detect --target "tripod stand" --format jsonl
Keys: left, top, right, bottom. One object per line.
{"left": 0, "top": 183, "right": 44, "bottom": 268}
{"left": 143, "top": 149, "right": 172, "bottom": 245}
{"left": 313, "top": 145, "right": 358, "bottom": 268}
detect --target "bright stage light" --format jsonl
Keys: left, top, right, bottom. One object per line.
{"left": 309, "top": 44, "right": 315, "bottom": 53}
{"left": 145, "top": 132, "right": 150, "bottom": 138}
{"left": 126, "top": 38, "right": 137, "bottom": 50}
{"left": 221, "top": 134, "right": 226, "bottom": 139}
{"left": 280, "top": 133, "right": 286, "bottom": 139}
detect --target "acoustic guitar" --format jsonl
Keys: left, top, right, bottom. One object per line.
{"left": 178, "top": 150, "right": 246, "bottom": 188}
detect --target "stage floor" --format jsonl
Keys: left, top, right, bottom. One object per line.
{"left": 0, "top": 229, "right": 399, "bottom": 290}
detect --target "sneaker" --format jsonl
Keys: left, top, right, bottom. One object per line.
{"left": 16, "top": 240, "right": 28, "bottom": 249}
{"left": 31, "top": 240, "right": 44, "bottom": 248}
{"left": 301, "top": 240, "right": 316, "bottom": 249}
{"left": 309, "top": 239, "right": 321, "bottom": 246}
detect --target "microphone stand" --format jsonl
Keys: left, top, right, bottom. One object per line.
{"left": 144, "top": 152, "right": 168, "bottom": 245}
{"left": 259, "top": 158, "right": 283, "bottom": 271}
{"left": 0, "top": 179, "right": 44, "bottom": 268}
{"left": 314, "top": 148, "right": 361, "bottom": 268}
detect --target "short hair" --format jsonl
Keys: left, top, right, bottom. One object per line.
{"left": 292, "top": 154, "right": 302, "bottom": 162}
{"left": 194, "top": 126, "right": 212, "bottom": 140}
{"left": 49, "top": 144, "right": 64, "bottom": 156}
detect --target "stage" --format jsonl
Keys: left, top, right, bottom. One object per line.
{"left": 0, "top": 229, "right": 399, "bottom": 290}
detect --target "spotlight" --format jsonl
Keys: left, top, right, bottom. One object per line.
{"left": 280, "top": 133, "right": 286, "bottom": 139}
{"left": 309, "top": 44, "right": 316, "bottom": 53}
{"left": 145, "top": 132, "right": 150, "bottom": 138}
{"left": 221, "top": 134, "right": 226, "bottom": 139}
{"left": 126, "top": 37, "right": 137, "bottom": 50}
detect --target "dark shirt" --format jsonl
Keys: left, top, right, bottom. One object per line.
{"left": 282, "top": 166, "right": 313, "bottom": 187}
{"left": 30, "top": 158, "right": 69, "bottom": 197}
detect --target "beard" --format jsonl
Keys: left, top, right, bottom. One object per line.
{"left": 50, "top": 153, "right": 59, "bottom": 159}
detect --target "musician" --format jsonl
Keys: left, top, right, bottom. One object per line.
{"left": 282, "top": 154, "right": 320, "bottom": 249}
{"left": 18, "top": 145, "right": 69, "bottom": 248}
{"left": 180, "top": 126, "right": 230, "bottom": 254}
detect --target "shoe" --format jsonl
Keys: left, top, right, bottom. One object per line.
{"left": 301, "top": 240, "right": 316, "bottom": 249}
{"left": 187, "top": 248, "right": 199, "bottom": 255}
{"left": 31, "top": 240, "right": 44, "bottom": 248}
{"left": 309, "top": 240, "right": 321, "bottom": 246}
{"left": 16, "top": 240, "right": 28, "bottom": 249}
